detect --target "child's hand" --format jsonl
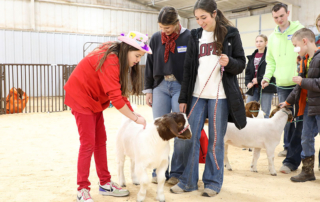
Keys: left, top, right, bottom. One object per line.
{"left": 279, "top": 102, "right": 288, "bottom": 108}
{"left": 292, "top": 76, "right": 302, "bottom": 85}
{"left": 136, "top": 116, "right": 147, "bottom": 129}
{"left": 219, "top": 54, "right": 229, "bottom": 67}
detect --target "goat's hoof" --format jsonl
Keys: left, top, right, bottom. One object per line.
{"left": 228, "top": 168, "right": 232, "bottom": 171}
{"left": 271, "top": 173, "right": 277, "bottom": 176}
{"left": 134, "top": 183, "right": 140, "bottom": 186}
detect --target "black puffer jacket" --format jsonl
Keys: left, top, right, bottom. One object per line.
{"left": 178, "top": 27, "right": 247, "bottom": 130}
{"left": 286, "top": 49, "right": 320, "bottom": 117}
{"left": 245, "top": 48, "right": 277, "bottom": 95}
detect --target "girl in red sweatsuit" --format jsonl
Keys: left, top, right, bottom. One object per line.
{"left": 64, "top": 31, "right": 152, "bottom": 202}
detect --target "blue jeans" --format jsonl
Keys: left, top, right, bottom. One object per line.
{"left": 301, "top": 103, "right": 320, "bottom": 158}
{"left": 177, "top": 97, "right": 229, "bottom": 193}
{"left": 277, "top": 86, "right": 303, "bottom": 170}
{"left": 152, "top": 80, "right": 190, "bottom": 179}
{"left": 246, "top": 87, "right": 273, "bottom": 118}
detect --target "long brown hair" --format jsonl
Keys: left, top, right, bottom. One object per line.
{"left": 158, "top": 6, "right": 180, "bottom": 34}
{"left": 90, "top": 42, "right": 142, "bottom": 97}
{"left": 193, "top": 0, "right": 233, "bottom": 55}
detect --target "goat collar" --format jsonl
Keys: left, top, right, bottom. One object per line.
{"left": 178, "top": 124, "right": 189, "bottom": 135}
{"left": 282, "top": 110, "right": 290, "bottom": 116}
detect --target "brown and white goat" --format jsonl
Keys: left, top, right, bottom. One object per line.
{"left": 115, "top": 112, "right": 192, "bottom": 202}
{"left": 224, "top": 106, "right": 293, "bottom": 176}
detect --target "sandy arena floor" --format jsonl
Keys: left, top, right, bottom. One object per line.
{"left": 1, "top": 105, "right": 320, "bottom": 202}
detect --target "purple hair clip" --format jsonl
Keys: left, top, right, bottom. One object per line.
{"left": 120, "top": 33, "right": 125, "bottom": 36}
{"left": 141, "top": 44, "right": 149, "bottom": 51}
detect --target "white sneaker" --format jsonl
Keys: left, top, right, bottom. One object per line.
{"left": 99, "top": 181, "right": 129, "bottom": 197}
{"left": 278, "top": 149, "right": 287, "bottom": 157}
{"left": 77, "top": 188, "right": 94, "bottom": 202}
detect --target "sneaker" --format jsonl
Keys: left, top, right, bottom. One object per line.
{"left": 202, "top": 188, "right": 218, "bottom": 197}
{"left": 170, "top": 184, "right": 184, "bottom": 194}
{"left": 99, "top": 181, "right": 129, "bottom": 197}
{"left": 280, "top": 165, "right": 291, "bottom": 174}
{"left": 151, "top": 176, "right": 158, "bottom": 184}
{"left": 167, "top": 177, "right": 179, "bottom": 185}
{"left": 77, "top": 188, "right": 94, "bottom": 202}
{"left": 278, "top": 149, "right": 287, "bottom": 157}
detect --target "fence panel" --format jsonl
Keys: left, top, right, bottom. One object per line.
{"left": 0, "top": 64, "right": 76, "bottom": 114}
{"left": 0, "top": 64, "right": 279, "bottom": 115}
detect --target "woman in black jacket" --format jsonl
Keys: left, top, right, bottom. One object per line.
{"left": 170, "top": 0, "right": 246, "bottom": 197}
{"left": 245, "top": 34, "right": 277, "bottom": 118}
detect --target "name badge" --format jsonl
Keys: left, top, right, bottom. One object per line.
{"left": 287, "top": 35, "right": 292, "bottom": 40}
{"left": 177, "top": 46, "right": 187, "bottom": 53}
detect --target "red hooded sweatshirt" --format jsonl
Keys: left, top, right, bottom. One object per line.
{"left": 64, "top": 43, "right": 133, "bottom": 114}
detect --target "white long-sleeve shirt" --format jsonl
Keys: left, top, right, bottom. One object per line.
{"left": 193, "top": 30, "right": 226, "bottom": 99}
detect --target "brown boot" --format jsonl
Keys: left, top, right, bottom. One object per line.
{"left": 290, "top": 155, "right": 316, "bottom": 182}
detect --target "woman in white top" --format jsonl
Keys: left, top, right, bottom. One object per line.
{"left": 170, "top": 0, "right": 246, "bottom": 197}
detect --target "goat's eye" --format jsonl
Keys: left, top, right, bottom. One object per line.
{"left": 178, "top": 123, "right": 183, "bottom": 127}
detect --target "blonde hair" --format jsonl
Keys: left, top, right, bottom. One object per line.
{"left": 256, "top": 34, "right": 268, "bottom": 42}
{"left": 316, "top": 14, "right": 320, "bottom": 32}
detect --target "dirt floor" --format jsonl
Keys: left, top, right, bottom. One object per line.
{"left": 1, "top": 105, "right": 320, "bottom": 202}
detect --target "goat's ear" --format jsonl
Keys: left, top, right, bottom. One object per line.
{"left": 255, "top": 102, "right": 261, "bottom": 109}
{"left": 163, "top": 117, "right": 180, "bottom": 137}
{"left": 156, "top": 117, "right": 179, "bottom": 140}
{"left": 246, "top": 102, "right": 252, "bottom": 110}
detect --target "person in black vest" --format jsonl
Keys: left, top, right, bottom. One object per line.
{"left": 245, "top": 34, "right": 277, "bottom": 118}
{"left": 170, "top": 0, "right": 246, "bottom": 197}
{"left": 143, "top": 6, "right": 191, "bottom": 185}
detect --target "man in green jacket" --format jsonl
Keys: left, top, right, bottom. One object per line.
{"left": 261, "top": 3, "right": 304, "bottom": 174}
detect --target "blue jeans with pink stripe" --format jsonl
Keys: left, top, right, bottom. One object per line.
{"left": 177, "top": 97, "right": 229, "bottom": 193}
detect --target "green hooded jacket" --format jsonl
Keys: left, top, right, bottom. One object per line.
{"left": 264, "top": 21, "right": 304, "bottom": 86}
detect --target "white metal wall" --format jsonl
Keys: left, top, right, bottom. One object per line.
{"left": 0, "top": 29, "right": 122, "bottom": 64}
{"left": 0, "top": 0, "right": 188, "bottom": 37}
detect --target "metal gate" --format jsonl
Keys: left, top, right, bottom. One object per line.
{"left": 0, "top": 64, "right": 76, "bottom": 115}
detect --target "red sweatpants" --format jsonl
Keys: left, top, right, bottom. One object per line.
{"left": 72, "top": 110, "right": 111, "bottom": 191}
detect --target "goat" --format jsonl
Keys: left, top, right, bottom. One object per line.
{"left": 224, "top": 106, "right": 293, "bottom": 176}
{"left": 115, "top": 112, "right": 192, "bottom": 202}
{"left": 245, "top": 101, "right": 261, "bottom": 118}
